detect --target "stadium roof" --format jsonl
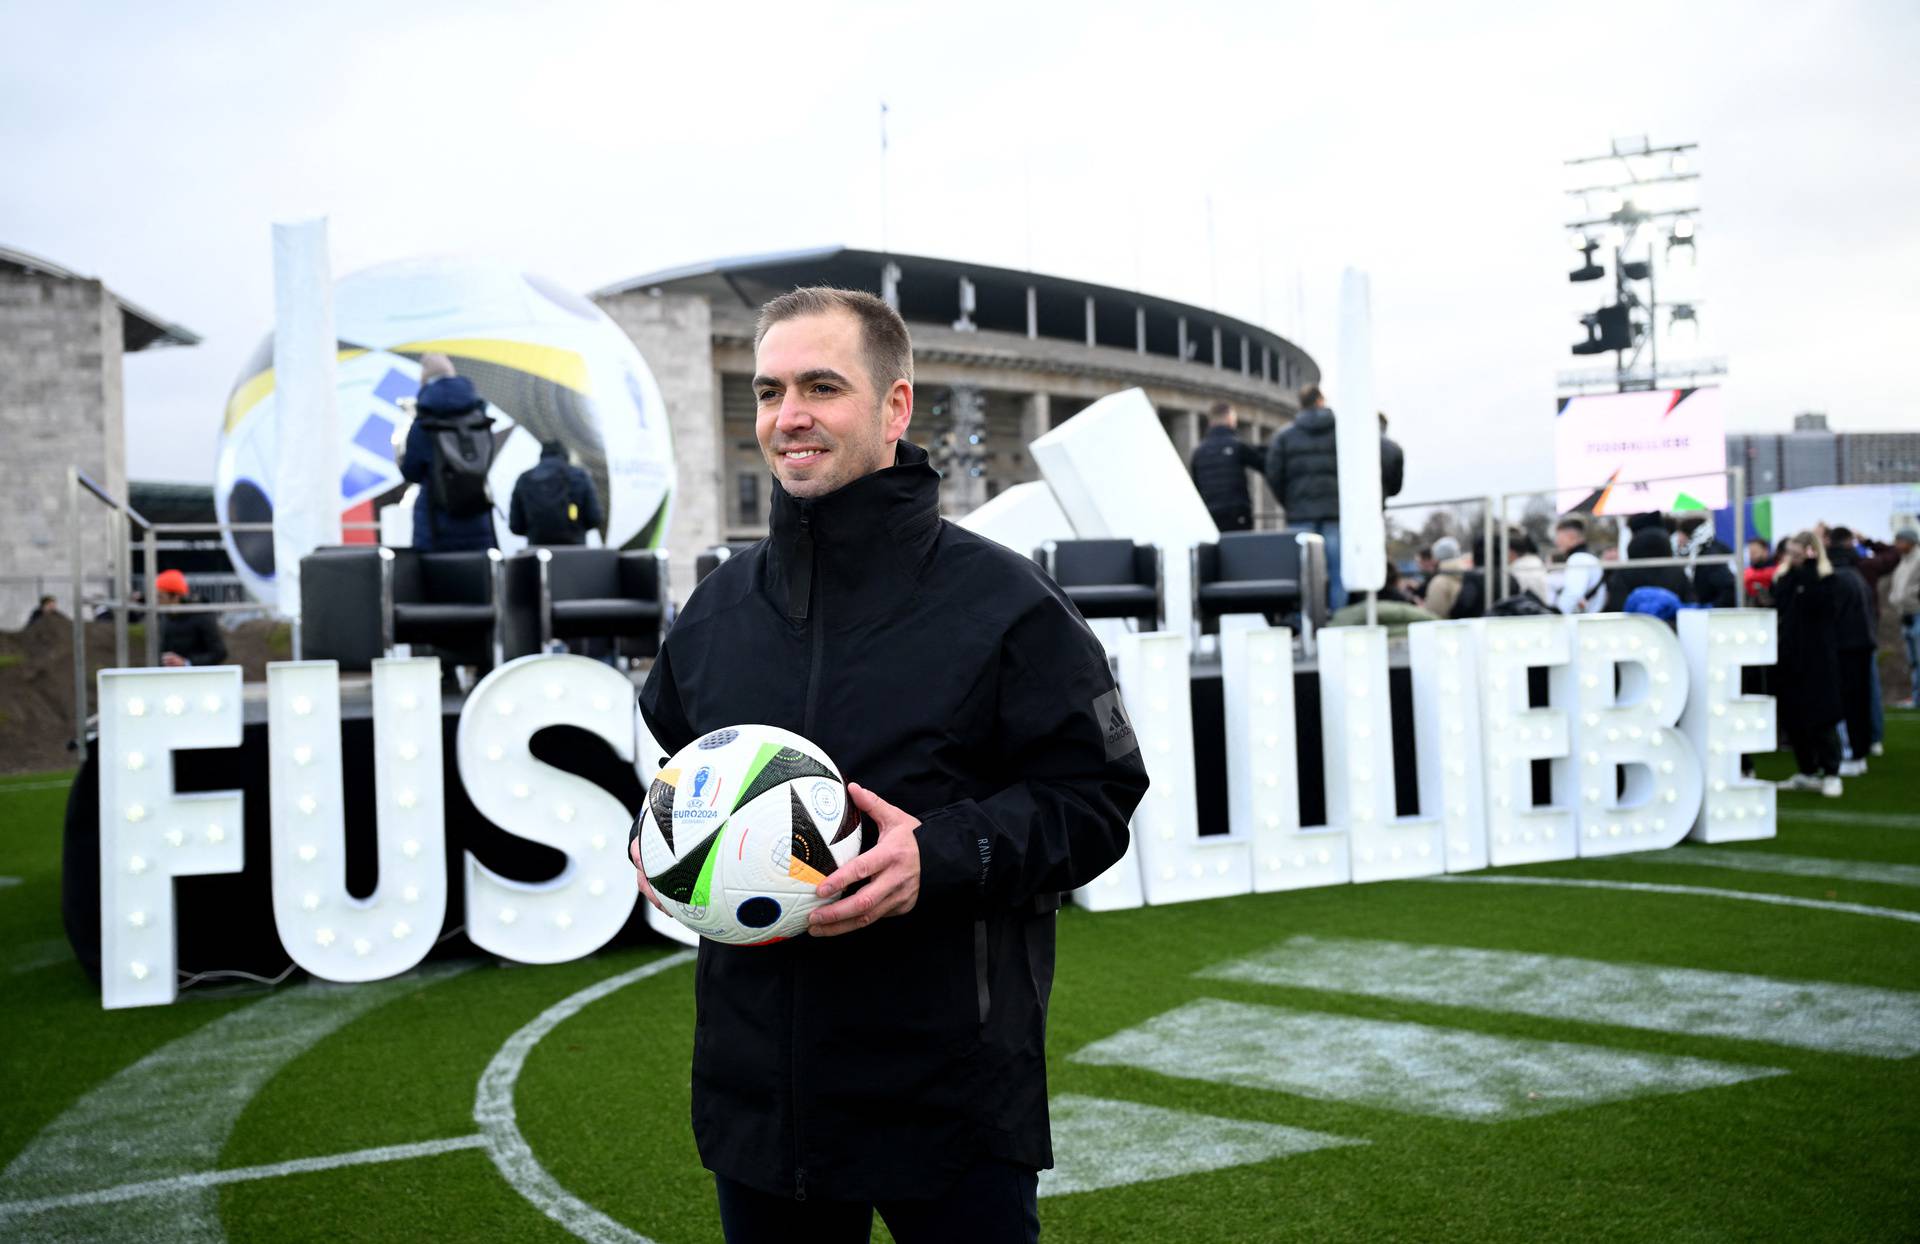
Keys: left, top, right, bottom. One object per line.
{"left": 596, "top": 246, "right": 1313, "bottom": 380}
{"left": 0, "top": 244, "right": 201, "bottom": 352}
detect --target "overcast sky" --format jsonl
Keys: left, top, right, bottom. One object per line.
{"left": 4, "top": 0, "right": 1916, "bottom": 504}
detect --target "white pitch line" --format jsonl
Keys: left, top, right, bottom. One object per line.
{"left": 0, "top": 876, "right": 20, "bottom": 889}
{"left": 0, "top": 1135, "right": 486, "bottom": 1221}
{"left": 475, "top": 951, "right": 695, "bottom": 1244}
{"left": 0, "top": 778, "right": 78, "bottom": 794}
{"left": 1040, "top": 1094, "right": 1365, "bottom": 1198}
{"left": 1425, "top": 874, "right": 1920, "bottom": 924}
{"left": 0, "top": 960, "right": 472, "bottom": 1242}
{"left": 1202, "top": 936, "right": 1920, "bottom": 1058}
{"left": 1633, "top": 846, "right": 1920, "bottom": 890}
{"left": 6, "top": 938, "right": 71, "bottom": 975}
{"left": 1073, "top": 999, "right": 1783, "bottom": 1122}
{"left": 1775, "top": 809, "right": 1920, "bottom": 830}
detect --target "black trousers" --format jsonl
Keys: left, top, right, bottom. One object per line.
{"left": 1838, "top": 648, "right": 1875, "bottom": 760}
{"left": 715, "top": 1160, "right": 1040, "bottom": 1244}
{"left": 1208, "top": 505, "right": 1253, "bottom": 532}
{"left": 1787, "top": 720, "right": 1842, "bottom": 777}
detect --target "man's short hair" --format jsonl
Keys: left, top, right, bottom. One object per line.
{"left": 1207, "top": 400, "right": 1233, "bottom": 426}
{"left": 1829, "top": 525, "right": 1855, "bottom": 545}
{"left": 1298, "top": 384, "right": 1324, "bottom": 408}
{"left": 754, "top": 287, "right": 914, "bottom": 394}
{"left": 1417, "top": 545, "right": 1434, "bottom": 560}
{"left": 1509, "top": 530, "right": 1537, "bottom": 556}
{"left": 1556, "top": 515, "right": 1588, "bottom": 535}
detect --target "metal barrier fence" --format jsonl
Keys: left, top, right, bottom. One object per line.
{"left": 62, "top": 468, "right": 378, "bottom": 760}
{"left": 1376, "top": 466, "right": 1746, "bottom": 612}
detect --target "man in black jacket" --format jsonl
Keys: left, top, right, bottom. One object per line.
{"left": 1264, "top": 387, "right": 1404, "bottom": 611}
{"left": 509, "top": 439, "right": 604, "bottom": 545}
{"left": 1188, "top": 401, "right": 1264, "bottom": 531}
{"left": 153, "top": 569, "right": 226, "bottom": 667}
{"left": 633, "top": 287, "right": 1147, "bottom": 1243}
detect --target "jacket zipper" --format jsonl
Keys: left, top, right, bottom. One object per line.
{"left": 792, "top": 506, "right": 820, "bottom": 1201}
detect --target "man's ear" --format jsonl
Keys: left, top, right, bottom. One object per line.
{"left": 883, "top": 379, "right": 914, "bottom": 444}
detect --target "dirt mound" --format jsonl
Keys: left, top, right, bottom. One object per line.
{"left": 0, "top": 616, "right": 289, "bottom": 775}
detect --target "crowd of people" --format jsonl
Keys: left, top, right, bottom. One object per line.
{"left": 1748, "top": 523, "right": 1917, "bottom": 795}
{"left": 1186, "top": 397, "right": 1917, "bottom": 800}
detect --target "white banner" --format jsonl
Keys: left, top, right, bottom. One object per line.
{"left": 1335, "top": 269, "right": 1386, "bottom": 595}
{"left": 269, "top": 219, "right": 343, "bottom": 624}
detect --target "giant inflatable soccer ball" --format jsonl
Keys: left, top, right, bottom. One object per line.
{"left": 214, "top": 259, "right": 675, "bottom": 606}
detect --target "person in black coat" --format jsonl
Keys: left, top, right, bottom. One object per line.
{"left": 1825, "top": 536, "right": 1879, "bottom": 771}
{"left": 1771, "top": 533, "right": 1845, "bottom": 792}
{"left": 1264, "top": 387, "right": 1404, "bottom": 612}
{"left": 1187, "top": 402, "right": 1265, "bottom": 531}
{"left": 153, "top": 569, "right": 226, "bottom": 667}
{"left": 400, "top": 374, "right": 498, "bottom": 553}
{"left": 510, "top": 439, "right": 605, "bottom": 545}
{"left": 1678, "top": 516, "right": 1737, "bottom": 607}
{"left": 1607, "top": 523, "right": 1693, "bottom": 605}
{"left": 634, "top": 287, "right": 1145, "bottom": 1242}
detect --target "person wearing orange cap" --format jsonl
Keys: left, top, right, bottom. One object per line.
{"left": 154, "top": 569, "right": 227, "bottom": 668}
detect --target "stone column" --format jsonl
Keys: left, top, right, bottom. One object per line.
{"left": 593, "top": 291, "right": 718, "bottom": 604}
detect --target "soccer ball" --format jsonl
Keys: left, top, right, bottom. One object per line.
{"left": 635, "top": 725, "right": 870, "bottom": 945}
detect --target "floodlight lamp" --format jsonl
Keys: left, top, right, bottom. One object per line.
{"left": 1569, "top": 233, "right": 1591, "bottom": 251}
{"left": 1672, "top": 217, "right": 1696, "bottom": 240}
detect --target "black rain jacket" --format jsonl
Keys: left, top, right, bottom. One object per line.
{"left": 160, "top": 598, "right": 227, "bottom": 666}
{"left": 1188, "top": 424, "right": 1264, "bottom": 515}
{"left": 1263, "top": 407, "right": 1405, "bottom": 522}
{"left": 636, "top": 441, "right": 1147, "bottom": 1203}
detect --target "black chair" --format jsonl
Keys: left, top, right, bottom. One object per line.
{"left": 504, "top": 546, "right": 669, "bottom": 660}
{"left": 695, "top": 542, "right": 758, "bottom": 585}
{"left": 299, "top": 545, "right": 385, "bottom": 671}
{"left": 386, "top": 547, "right": 506, "bottom": 671}
{"left": 299, "top": 545, "right": 505, "bottom": 671}
{"left": 1034, "top": 539, "right": 1163, "bottom": 631}
{"left": 1192, "top": 530, "right": 1328, "bottom": 643}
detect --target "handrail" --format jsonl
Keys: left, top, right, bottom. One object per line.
{"left": 1492, "top": 465, "right": 1747, "bottom": 608}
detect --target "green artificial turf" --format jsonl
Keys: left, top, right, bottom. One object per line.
{"left": 1, "top": 714, "right": 1915, "bottom": 1242}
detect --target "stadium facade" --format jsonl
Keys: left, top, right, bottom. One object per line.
{"left": 1728, "top": 412, "right": 1920, "bottom": 494}
{"left": 591, "top": 247, "right": 1319, "bottom": 586}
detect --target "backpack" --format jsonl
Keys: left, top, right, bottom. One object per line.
{"left": 521, "top": 462, "right": 583, "bottom": 544}
{"left": 1490, "top": 591, "right": 1555, "bottom": 617}
{"left": 417, "top": 407, "right": 495, "bottom": 519}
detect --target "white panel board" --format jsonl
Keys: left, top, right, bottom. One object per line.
{"left": 270, "top": 218, "right": 342, "bottom": 623}
{"left": 956, "top": 480, "right": 1077, "bottom": 556}
{"left": 1030, "top": 388, "right": 1218, "bottom": 637}
{"left": 1334, "top": 268, "right": 1385, "bottom": 596}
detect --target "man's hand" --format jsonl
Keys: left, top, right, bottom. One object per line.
{"left": 629, "top": 835, "right": 666, "bottom": 914}
{"left": 161, "top": 652, "right": 186, "bottom": 668}
{"left": 809, "top": 783, "right": 921, "bottom": 937}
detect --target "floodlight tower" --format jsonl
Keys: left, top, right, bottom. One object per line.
{"left": 1559, "top": 135, "right": 1723, "bottom": 395}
